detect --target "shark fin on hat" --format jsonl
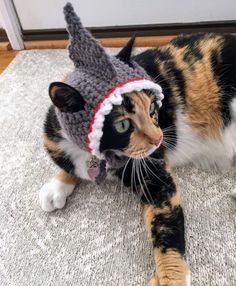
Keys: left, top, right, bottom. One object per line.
{"left": 63, "top": 2, "right": 116, "bottom": 79}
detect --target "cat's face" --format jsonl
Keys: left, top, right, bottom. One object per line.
{"left": 100, "top": 90, "right": 163, "bottom": 158}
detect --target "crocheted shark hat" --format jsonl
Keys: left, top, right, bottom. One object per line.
{"left": 53, "top": 3, "right": 164, "bottom": 159}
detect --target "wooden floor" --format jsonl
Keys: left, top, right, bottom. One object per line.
{"left": 0, "top": 35, "right": 176, "bottom": 74}
{"left": 24, "top": 36, "right": 175, "bottom": 49}
{"left": 0, "top": 50, "right": 18, "bottom": 74}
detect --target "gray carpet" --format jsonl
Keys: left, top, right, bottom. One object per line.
{"left": 0, "top": 49, "right": 235, "bottom": 286}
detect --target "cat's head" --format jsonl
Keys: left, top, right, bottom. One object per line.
{"left": 48, "top": 3, "right": 164, "bottom": 160}
{"left": 49, "top": 42, "right": 163, "bottom": 159}
{"left": 100, "top": 90, "right": 163, "bottom": 159}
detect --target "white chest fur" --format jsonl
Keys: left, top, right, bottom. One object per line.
{"left": 59, "top": 139, "right": 92, "bottom": 180}
{"left": 167, "top": 98, "right": 236, "bottom": 170}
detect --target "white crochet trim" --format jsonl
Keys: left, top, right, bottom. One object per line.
{"left": 88, "top": 79, "right": 164, "bottom": 159}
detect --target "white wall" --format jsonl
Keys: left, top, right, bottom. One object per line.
{"left": 13, "top": 0, "right": 236, "bottom": 30}
{"left": 0, "top": 14, "right": 4, "bottom": 28}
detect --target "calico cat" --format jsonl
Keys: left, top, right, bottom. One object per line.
{"left": 39, "top": 4, "right": 236, "bottom": 286}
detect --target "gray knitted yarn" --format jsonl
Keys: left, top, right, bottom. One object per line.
{"left": 56, "top": 3, "right": 162, "bottom": 155}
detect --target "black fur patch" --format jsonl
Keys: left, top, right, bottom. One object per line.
{"left": 133, "top": 48, "right": 171, "bottom": 79}
{"left": 49, "top": 150, "right": 75, "bottom": 175}
{"left": 133, "top": 49, "right": 159, "bottom": 79}
{"left": 140, "top": 158, "right": 177, "bottom": 207}
{"left": 123, "top": 95, "right": 135, "bottom": 113}
{"left": 183, "top": 47, "right": 203, "bottom": 64}
{"left": 211, "top": 34, "right": 236, "bottom": 126}
{"left": 100, "top": 105, "right": 134, "bottom": 153}
{"left": 44, "top": 106, "right": 63, "bottom": 142}
{"left": 171, "top": 33, "right": 205, "bottom": 48}
{"left": 152, "top": 206, "right": 185, "bottom": 255}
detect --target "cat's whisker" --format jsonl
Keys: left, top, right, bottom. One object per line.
{"left": 133, "top": 160, "right": 141, "bottom": 199}
{"left": 145, "top": 157, "right": 169, "bottom": 177}
{"left": 142, "top": 158, "right": 170, "bottom": 190}
{"left": 130, "top": 159, "right": 137, "bottom": 201}
{"left": 163, "top": 142, "right": 196, "bottom": 164}
{"left": 163, "top": 133, "right": 178, "bottom": 137}
{"left": 145, "top": 156, "right": 173, "bottom": 189}
{"left": 120, "top": 157, "right": 131, "bottom": 202}
{"left": 140, "top": 157, "right": 154, "bottom": 204}
{"left": 132, "top": 159, "right": 137, "bottom": 189}
{"left": 162, "top": 133, "right": 177, "bottom": 137}
{"left": 163, "top": 132, "right": 208, "bottom": 147}
{"left": 163, "top": 141, "right": 204, "bottom": 165}
{"left": 162, "top": 130, "right": 178, "bottom": 134}
{"left": 162, "top": 125, "right": 176, "bottom": 132}
{"left": 162, "top": 140, "right": 194, "bottom": 163}
{"left": 162, "top": 131, "right": 178, "bottom": 136}
{"left": 132, "top": 159, "right": 140, "bottom": 197}
{"left": 131, "top": 159, "right": 134, "bottom": 195}
{"left": 135, "top": 159, "right": 151, "bottom": 204}
{"left": 140, "top": 157, "right": 151, "bottom": 180}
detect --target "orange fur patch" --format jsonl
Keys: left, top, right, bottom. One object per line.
{"left": 169, "top": 191, "right": 181, "bottom": 208}
{"left": 55, "top": 169, "right": 80, "bottom": 185}
{"left": 124, "top": 91, "right": 163, "bottom": 157}
{"left": 43, "top": 133, "right": 59, "bottom": 152}
{"left": 153, "top": 249, "right": 189, "bottom": 286}
{"left": 168, "top": 36, "right": 224, "bottom": 139}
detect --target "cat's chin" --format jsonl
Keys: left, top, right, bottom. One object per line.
{"left": 144, "top": 145, "right": 159, "bottom": 157}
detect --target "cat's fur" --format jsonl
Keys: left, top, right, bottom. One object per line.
{"left": 40, "top": 33, "right": 236, "bottom": 286}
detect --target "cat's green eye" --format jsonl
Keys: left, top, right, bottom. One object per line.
{"left": 150, "top": 102, "right": 156, "bottom": 115}
{"left": 114, "top": 119, "right": 130, "bottom": 133}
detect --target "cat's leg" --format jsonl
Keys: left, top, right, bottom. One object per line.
{"left": 39, "top": 169, "right": 80, "bottom": 212}
{"left": 142, "top": 169, "right": 190, "bottom": 286}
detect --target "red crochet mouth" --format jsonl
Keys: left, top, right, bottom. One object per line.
{"left": 86, "top": 77, "right": 146, "bottom": 153}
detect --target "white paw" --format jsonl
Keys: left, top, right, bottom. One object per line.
{"left": 39, "top": 178, "right": 75, "bottom": 212}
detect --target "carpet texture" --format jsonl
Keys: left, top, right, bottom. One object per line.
{"left": 0, "top": 49, "right": 235, "bottom": 286}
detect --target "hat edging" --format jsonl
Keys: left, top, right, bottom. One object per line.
{"left": 86, "top": 78, "right": 164, "bottom": 158}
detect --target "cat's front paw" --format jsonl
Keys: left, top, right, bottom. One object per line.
{"left": 150, "top": 272, "right": 191, "bottom": 286}
{"left": 39, "top": 178, "right": 75, "bottom": 212}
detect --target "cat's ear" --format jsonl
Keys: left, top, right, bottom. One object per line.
{"left": 116, "top": 35, "right": 136, "bottom": 64}
{"left": 49, "top": 82, "right": 85, "bottom": 113}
